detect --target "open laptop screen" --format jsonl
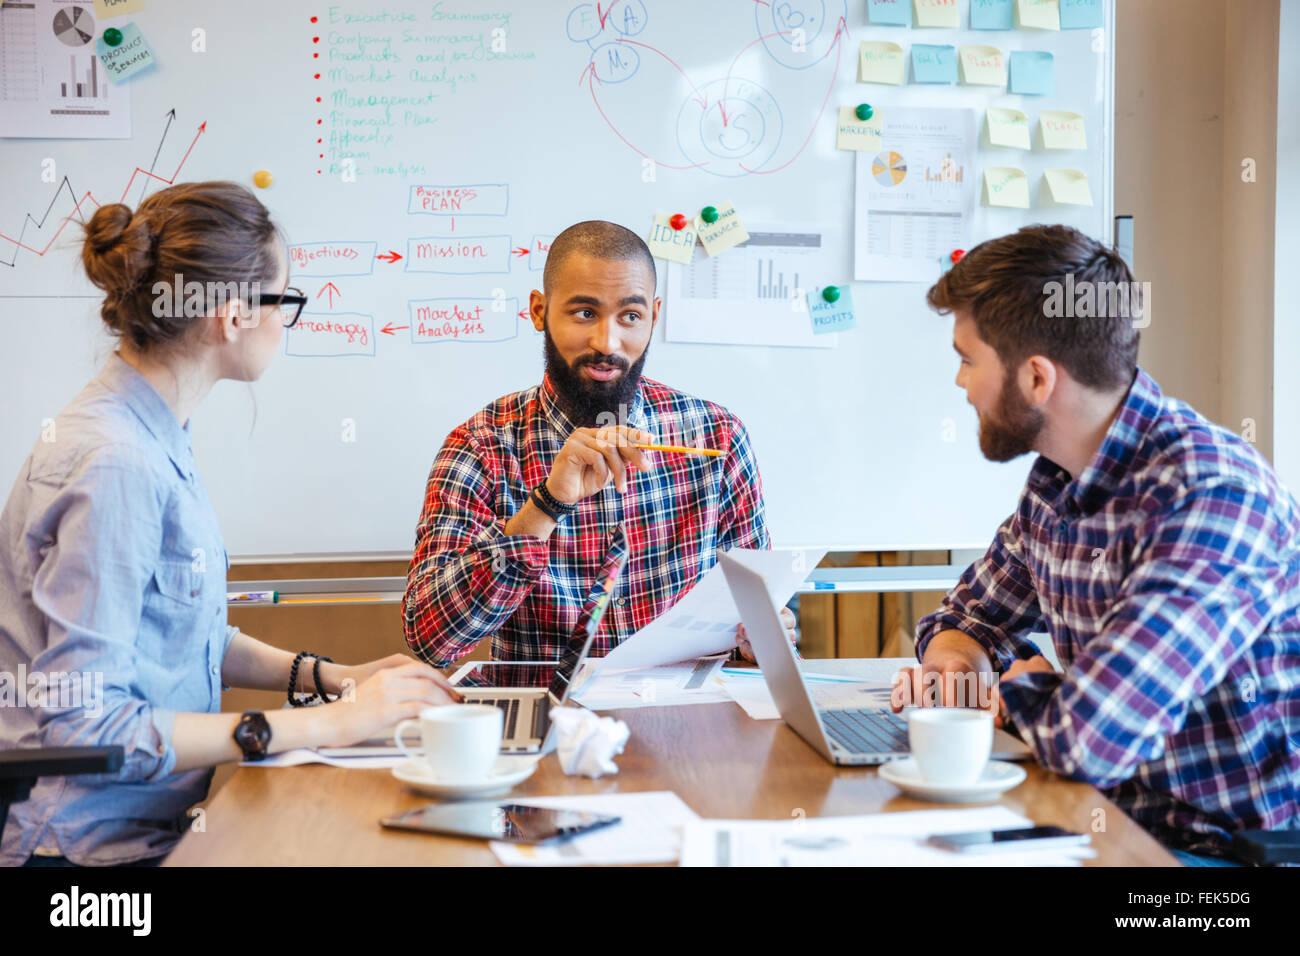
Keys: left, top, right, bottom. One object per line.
{"left": 547, "top": 525, "right": 629, "bottom": 703}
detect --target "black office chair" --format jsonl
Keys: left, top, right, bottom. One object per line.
{"left": 0, "top": 746, "right": 124, "bottom": 840}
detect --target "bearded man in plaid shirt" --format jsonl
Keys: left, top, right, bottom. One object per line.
{"left": 403, "top": 220, "right": 795, "bottom": 668}
{"left": 893, "top": 224, "right": 1300, "bottom": 864}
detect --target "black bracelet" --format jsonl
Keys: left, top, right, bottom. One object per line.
{"left": 529, "top": 485, "right": 563, "bottom": 522}
{"left": 313, "top": 654, "right": 336, "bottom": 703}
{"left": 287, "top": 651, "right": 318, "bottom": 707}
{"left": 533, "top": 481, "right": 576, "bottom": 518}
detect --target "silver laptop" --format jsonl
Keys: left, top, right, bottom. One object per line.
{"left": 453, "top": 525, "right": 629, "bottom": 753}
{"left": 718, "top": 550, "right": 1031, "bottom": 766}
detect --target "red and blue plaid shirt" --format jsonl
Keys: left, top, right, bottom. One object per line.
{"left": 918, "top": 367, "right": 1300, "bottom": 856}
{"left": 404, "top": 374, "right": 768, "bottom": 665}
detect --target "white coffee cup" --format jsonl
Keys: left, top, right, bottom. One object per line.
{"left": 394, "top": 704, "right": 503, "bottom": 783}
{"left": 905, "top": 708, "right": 993, "bottom": 787}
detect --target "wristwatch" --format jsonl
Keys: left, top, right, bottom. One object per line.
{"left": 233, "top": 710, "right": 272, "bottom": 761}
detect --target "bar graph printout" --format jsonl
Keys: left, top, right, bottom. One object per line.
{"left": 1, "top": 0, "right": 131, "bottom": 138}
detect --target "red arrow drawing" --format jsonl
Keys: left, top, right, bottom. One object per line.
{"left": 376, "top": 250, "right": 402, "bottom": 264}
{"left": 317, "top": 282, "right": 340, "bottom": 308}
{"left": 512, "top": 246, "right": 530, "bottom": 257}
{"left": 518, "top": 308, "right": 529, "bottom": 320}
{"left": 381, "top": 322, "right": 409, "bottom": 335}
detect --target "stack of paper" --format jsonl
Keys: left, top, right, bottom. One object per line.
{"left": 571, "top": 656, "right": 731, "bottom": 710}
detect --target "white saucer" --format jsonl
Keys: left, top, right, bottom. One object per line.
{"left": 392, "top": 755, "right": 539, "bottom": 798}
{"left": 878, "top": 758, "right": 1027, "bottom": 803}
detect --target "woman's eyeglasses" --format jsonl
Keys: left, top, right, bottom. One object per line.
{"left": 251, "top": 287, "right": 307, "bottom": 328}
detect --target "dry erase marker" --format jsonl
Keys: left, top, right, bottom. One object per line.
{"left": 228, "top": 591, "right": 278, "bottom": 604}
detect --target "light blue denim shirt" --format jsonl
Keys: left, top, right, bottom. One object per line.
{"left": 0, "top": 352, "right": 236, "bottom": 865}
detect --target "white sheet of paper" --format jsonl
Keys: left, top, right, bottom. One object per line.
{"left": 243, "top": 748, "right": 409, "bottom": 769}
{"left": 718, "top": 670, "right": 895, "bottom": 720}
{"left": 572, "top": 656, "right": 731, "bottom": 710}
{"left": 681, "top": 806, "right": 1096, "bottom": 866}
{"left": 490, "top": 791, "right": 699, "bottom": 866}
{"left": 599, "top": 548, "right": 827, "bottom": 672}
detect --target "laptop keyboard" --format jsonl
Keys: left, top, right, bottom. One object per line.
{"left": 474, "top": 698, "right": 522, "bottom": 739}
{"left": 820, "top": 708, "right": 909, "bottom": 755}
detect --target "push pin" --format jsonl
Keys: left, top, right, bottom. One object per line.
{"left": 700, "top": 205, "right": 719, "bottom": 224}
{"left": 822, "top": 285, "right": 841, "bottom": 303}
{"left": 103, "top": 27, "right": 123, "bottom": 46}
{"left": 253, "top": 170, "right": 273, "bottom": 189}
{"left": 950, "top": 249, "right": 965, "bottom": 264}
{"left": 855, "top": 103, "right": 873, "bottom": 121}
{"left": 669, "top": 213, "right": 688, "bottom": 231}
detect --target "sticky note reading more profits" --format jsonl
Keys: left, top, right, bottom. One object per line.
{"left": 94, "top": 0, "right": 146, "bottom": 18}
{"left": 1059, "top": 0, "right": 1104, "bottom": 29}
{"left": 959, "top": 45, "right": 1006, "bottom": 86}
{"left": 986, "top": 108, "right": 1031, "bottom": 149}
{"left": 97, "top": 22, "right": 155, "bottom": 82}
{"left": 971, "top": 0, "right": 1015, "bottom": 30}
{"left": 808, "top": 286, "right": 856, "bottom": 335}
{"left": 1040, "top": 110, "right": 1086, "bottom": 149}
{"left": 914, "top": 0, "right": 960, "bottom": 28}
{"left": 982, "top": 167, "right": 1030, "bottom": 208}
{"left": 858, "top": 41, "right": 905, "bottom": 85}
{"left": 1043, "top": 168, "right": 1093, "bottom": 206}
{"left": 1009, "top": 50, "right": 1054, "bottom": 95}
{"left": 912, "top": 44, "right": 958, "bottom": 84}
{"left": 695, "top": 202, "right": 749, "bottom": 257}
{"left": 867, "top": 0, "right": 912, "bottom": 26}
{"left": 836, "top": 106, "right": 883, "bottom": 152}
{"left": 1017, "top": 0, "right": 1061, "bottom": 30}
{"left": 647, "top": 213, "right": 697, "bottom": 265}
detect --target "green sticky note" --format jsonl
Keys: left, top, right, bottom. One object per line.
{"left": 808, "top": 286, "right": 856, "bottom": 335}
{"left": 971, "top": 0, "right": 1015, "bottom": 29}
{"left": 1059, "top": 0, "right": 1104, "bottom": 29}
{"left": 1009, "top": 51, "right": 1054, "bottom": 95}
{"left": 97, "top": 21, "right": 155, "bottom": 82}
{"left": 912, "top": 45, "right": 959, "bottom": 85}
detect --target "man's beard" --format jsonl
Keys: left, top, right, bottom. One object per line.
{"left": 543, "top": 318, "right": 648, "bottom": 428}
{"left": 978, "top": 370, "right": 1046, "bottom": 463}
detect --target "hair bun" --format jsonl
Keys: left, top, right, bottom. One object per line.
{"left": 82, "top": 203, "right": 157, "bottom": 298}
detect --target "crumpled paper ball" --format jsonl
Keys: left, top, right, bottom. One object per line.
{"left": 550, "top": 706, "right": 630, "bottom": 778}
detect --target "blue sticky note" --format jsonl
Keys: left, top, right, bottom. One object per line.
{"left": 1059, "top": 0, "right": 1104, "bottom": 29}
{"left": 96, "top": 22, "right": 156, "bottom": 83}
{"left": 808, "top": 287, "right": 856, "bottom": 335}
{"left": 867, "top": 0, "right": 912, "bottom": 27}
{"left": 911, "top": 44, "right": 958, "bottom": 85}
{"left": 970, "top": 0, "right": 1015, "bottom": 30}
{"left": 1009, "top": 51, "right": 1054, "bottom": 95}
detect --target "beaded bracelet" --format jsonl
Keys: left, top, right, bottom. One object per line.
{"left": 313, "top": 654, "right": 336, "bottom": 703}
{"left": 288, "top": 651, "right": 329, "bottom": 707}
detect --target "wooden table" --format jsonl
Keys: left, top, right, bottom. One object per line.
{"left": 166, "top": 659, "right": 1177, "bottom": 866}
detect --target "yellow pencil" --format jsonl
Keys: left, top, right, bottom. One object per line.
{"left": 632, "top": 443, "right": 723, "bottom": 458}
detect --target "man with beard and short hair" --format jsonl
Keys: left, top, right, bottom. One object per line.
{"left": 403, "top": 220, "right": 791, "bottom": 665}
{"left": 892, "top": 224, "right": 1300, "bottom": 864}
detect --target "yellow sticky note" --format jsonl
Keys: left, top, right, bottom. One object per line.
{"left": 914, "top": 0, "right": 960, "bottom": 28}
{"left": 959, "top": 45, "right": 1006, "bottom": 86}
{"left": 858, "top": 41, "right": 905, "bottom": 85}
{"left": 647, "top": 213, "right": 698, "bottom": 265}
{"left": 1040, "top": 110, "right": 1086, "bottom": 150}
{"left": 836, "top": 106, "right": 883, "bottom": 152}
{"left": 1043, "top": 168, "right": 1093, "bottom": 205}
{"left": 695, "top": 202, "right": 749, "bottom": 257}
{"left": 986, "top": 108, "right": 1031, "bottom": 150}
{"left": 1017, "top": 0, "right": 1061, "bottom": 30}
{"left": 983, "top": 167, "right": 1030, "bottom": 209}
{"left": 94, "top": 0, "right": 146, "bottom": 17}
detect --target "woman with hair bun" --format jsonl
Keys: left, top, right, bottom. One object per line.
{"left": 0, "top": 182, "right": 459, "bottom": 867}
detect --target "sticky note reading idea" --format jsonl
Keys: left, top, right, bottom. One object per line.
{"left": 808, "top": 286, "right": 856, "bottom": 335}
{"left": 94, "top": 0, "right": 146, "bottom": 18}
{"left": 971, "top": 0, "right": 1015, "bottom": 30}
{"left": 983, "top": 167, "right": 1030, "bottom": 208}
{"left": 914, "top": 0, "right": 960, "bottom": 29}
{"left": 859, "top": 41, "right": 905, "bottom": 85}
{"left": 647, "top": 214, "right": 697, "bottom": 265}
{"left": 867, "top": 0, "right": 911, "bottom": 26}
{"left": 695, "top": 202, "right": 748, "bottom": 257}
{"left": 97, "top": 22, "right": 155, "bottom": 82}
{"left": 912, "top": 45, "right": 958, "bottom": 85}
{"left": 836, "top": 106, "right": 883, "bottom": 152}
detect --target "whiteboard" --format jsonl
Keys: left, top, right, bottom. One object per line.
{"left": 0, "top": 0, "right": 1114, "bottom": 558}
